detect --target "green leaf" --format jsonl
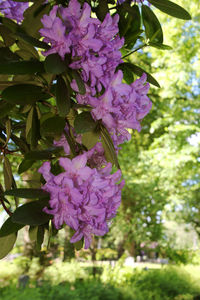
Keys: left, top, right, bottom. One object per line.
{"left": 40, "top": 116, "right": 65, "bottom": 137}
{"left": 0, "top": 60, "right": 44, "bottom": 75}
{"left": 0, "top": 17, "right": 19, "bottom": 33}
{"left": 142, "top": 5, "right": 163, "bottom": 43}
{"left": 4, "top": 188, "right": 49, "bottom": 199}
{"left": 0, "top": 217, "right": 24, "bottom": 237}
{"left": 100, "top": 125, "right": 120, "bottom": 169}
{"left": 0, "top": 25, "right": 15, "bottom": 46}
{"left": 74, "top": 112, "right": 97, "bottom": 134}
{"left": 82, "top": 130, "right": 100, "bottom": 150}
{"left": 72, "top": 70, "right": 86, "bottom": 95}
{"left": 148, "top": 42, "right": 172, "bottom": 50}
{"left": 36, "top": 225, "right": 45, "bottom": 251}
{"left": 30, "top": 106, "right": 41, "bottom": 149}
{"left": 22, "top": 1, "right": 51, "bottom": 38}
{"left": 149, "top": 0, "right": 191, "bottom": 20}
{"left": 0, "top": 47, "right": 19, "bottom": 63}
{"left": 2, "top": 84, "right": 49, "bottom": 105}
{"left": 3, "top": 156, "right": 13, "bottom": 190}
{"left": 18, "top": 159, "right": 35, "bottom": 174}
{"left": 11, "top": 199, "right": 52, "bottom": 226}
{"left": 0, "top": 101, "right": 15, "bottom": 119}
{"left": 117, "top": 63, "right": 160, "bottom": 88}
{"left": 95, "top": 0, "right": 109, "bottom": 21}
{"left": 0, "top": 233, "right": 17, "bottom": 259}
{"left": 16, "top": 31, "right": 50, "bottom": 50}
{"left": 29, "top": 226, "right": 38, "bottom": 242}
{"left": 124, "top": 5, "right": 141, "bottom": 48}
{"left": 56, "top": 76, "right": 71, "bottom": 117}
{"left": 44, "top": 54, "right": 67, "bottom": 74}
{"left": 24, "top": 147, "right": 62, "bottom": 160}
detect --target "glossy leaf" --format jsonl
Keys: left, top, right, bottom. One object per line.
{"left": 72, "top": 70, "right": 86, "bottom": 95}
{"left": 142, "top": 5, "right": 163, "bottom": 43}
{"left": 56, "top": 76, "right": 71, "bottom": 117}
{"left": 2, "top": 84, "right": 49, "bottom": 105}
{"left": 18, "top": 159, "right": 35, "bottom": 174}
{"left": 29, "top": 226, "right": 38, "bottom": 242}
{"left": 0, "top": 101, "right": 14, "bottom": 118}
{"left": 3, "top": 156, "right": 13, "bottom": 190}
{"left": 0, "top": 233, "right": 17, "bottom": 259}
{"left": 11, "top": 199, "right": 52, "bottom": 226}
{"left": 24, "top": 147, "right": 62, "bottom": 160}
{"left": 117, "top": 63, "right": 160, "bottom": 88}
{"left": 100, "top": 125, "right": 120, "bottom": 169}
{"left": 149, "top": 0, "right": 191, "bottom": 20}
{"left": 82, "top": 130, "right": 100, "bottom": 150}
{"left": 74, "top": 112, "right": 97, "bottom": 134}
{"left": 22, "top": 1, "right": 50, "bottom": 38}
{"left": 44, "top": 53, "right": 67, "bottom": 74}
{"left": 4, "top": 188, "right": 49, "bottom": 199}
{"left": 0, "top": 217, "right": 24, "bottom": 237}
{"left": 40, "top": 116, "right": 65, "bottom": 137}
{"left": 0, "top": 60, "right": 44, "bottom": 75}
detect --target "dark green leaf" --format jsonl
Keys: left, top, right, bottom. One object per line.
{"left": 24, "top": 147, "right": 62, "bottom": 160}
{"left": 2, "top": 84, "right": 49, "bottom": 105}
{"left": 117, "top": 63, "right": 160, "bottom": 88}
{"left": 95, "top": 0, "right": 109, "bottom": 21}
{"left": 100, "top": 125, "right": 120, "bottom": 169}
{"left": 36, "top": 225, "right": 45, "bottom": 251}
{"left": 74, "top": 112, "right": 97, "bottom": 134}
{"left": 11, "top": 199, "right": 52, "bottom": 226}
{"left": 0, "top": 17, "right": 19, "bottom": 33}
{"left": 0, "top": 233, "right": 17, "bottom": 259}
{"left": 0, "top": 60, "right": 44, "bottom": 75}
{"left": 40, "top": 116, "right": 65, "bottom": 137}
{"left": 29, "top": 226, "right": 38, "bottom": 242}
{"left": 72, "top": 70, "right": 86, "bottom": 95}
{"left": 149, "top": 0, "right": 191, "bottom": 20}
{"left": 3, "top": 156, "right": 13, "bottom": 190}
{"left": 0, "top": 101, "right": 15, "bottom": 118}
{"left": 0, "top": 25, "right": 15, "bottom": 46}
{"left": 18, "top": 159, "right": 35, "bottom": 174}
{"left": 4, "top": 188, "right": 49, "bottom": 199}
{"left": 22, "top": 1, "right": 51, "bottom": 38}
{"left": 149, "top": 42, "right": 172, "bottom": 50}
{"left": 44, "top": 53, "right": 67, "bottom": 74}
{"left": 0, "top": 217, "right": 24, "bottom": 237}
{"left": 82, "top": 130, "right": 100, "bottom": 150}
{"left": 16, "top": 31, "right": 50, "bottom": 50}
{"left": 30, "top": 106, "right": 40, "bottom": 149}
{"left": 56, "top": 76, "right": 71, "bottom": 117}
{"left": 11, "top": 134, "right": 29, "bottom": 153}
{"left": 0, "top": 47, "right": 19, "bottom": 63}
{"left": 142, "top": 5, "right": 163, "bottom": 43}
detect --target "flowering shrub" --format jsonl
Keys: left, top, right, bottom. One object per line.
{"left": 0, "top": 0, "right": 191, "bottom": 256}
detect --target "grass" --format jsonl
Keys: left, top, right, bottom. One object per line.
{"left": 0, "top": 258, "right": 200, "bottom": 299}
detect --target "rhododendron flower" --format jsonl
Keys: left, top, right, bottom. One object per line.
{"left": 77, "top": 71, "right": 152, "bottom": 147}
{"left": 0, "top": 0, "right": 29, "bottom": 22}
{"left": 40, "top": 0, "right": 124, "bottom": 92}
{"left": 39, "top": 154, "right": 124, "bottom": 249}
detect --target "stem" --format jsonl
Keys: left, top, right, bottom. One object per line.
{"left": 122, "top": 44, "right": 147, "bottom": 59}
{"left": 0, "top": 184, "right": 12, "bottom": 216}
{"left": 0, "top": 196, "right": 12, "bottom": 216}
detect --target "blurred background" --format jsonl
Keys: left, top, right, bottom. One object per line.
{"left": 0, "top": 0, "right": 200, "bottom": 299}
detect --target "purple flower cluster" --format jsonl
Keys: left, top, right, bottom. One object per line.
{"left": 0, "top": 0, "right": 28, "bottom": 23}
{"left": 38, "top": 154, "right": 124, "bottom": 248}
{"left": 76, "top": 71, "right": 152, "bottom": 146}
{"left": 40, "top": 0, "right": 124, "bottom": 93}
{"left": 38, "top": 0, "right": 153, "bottom": 247}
